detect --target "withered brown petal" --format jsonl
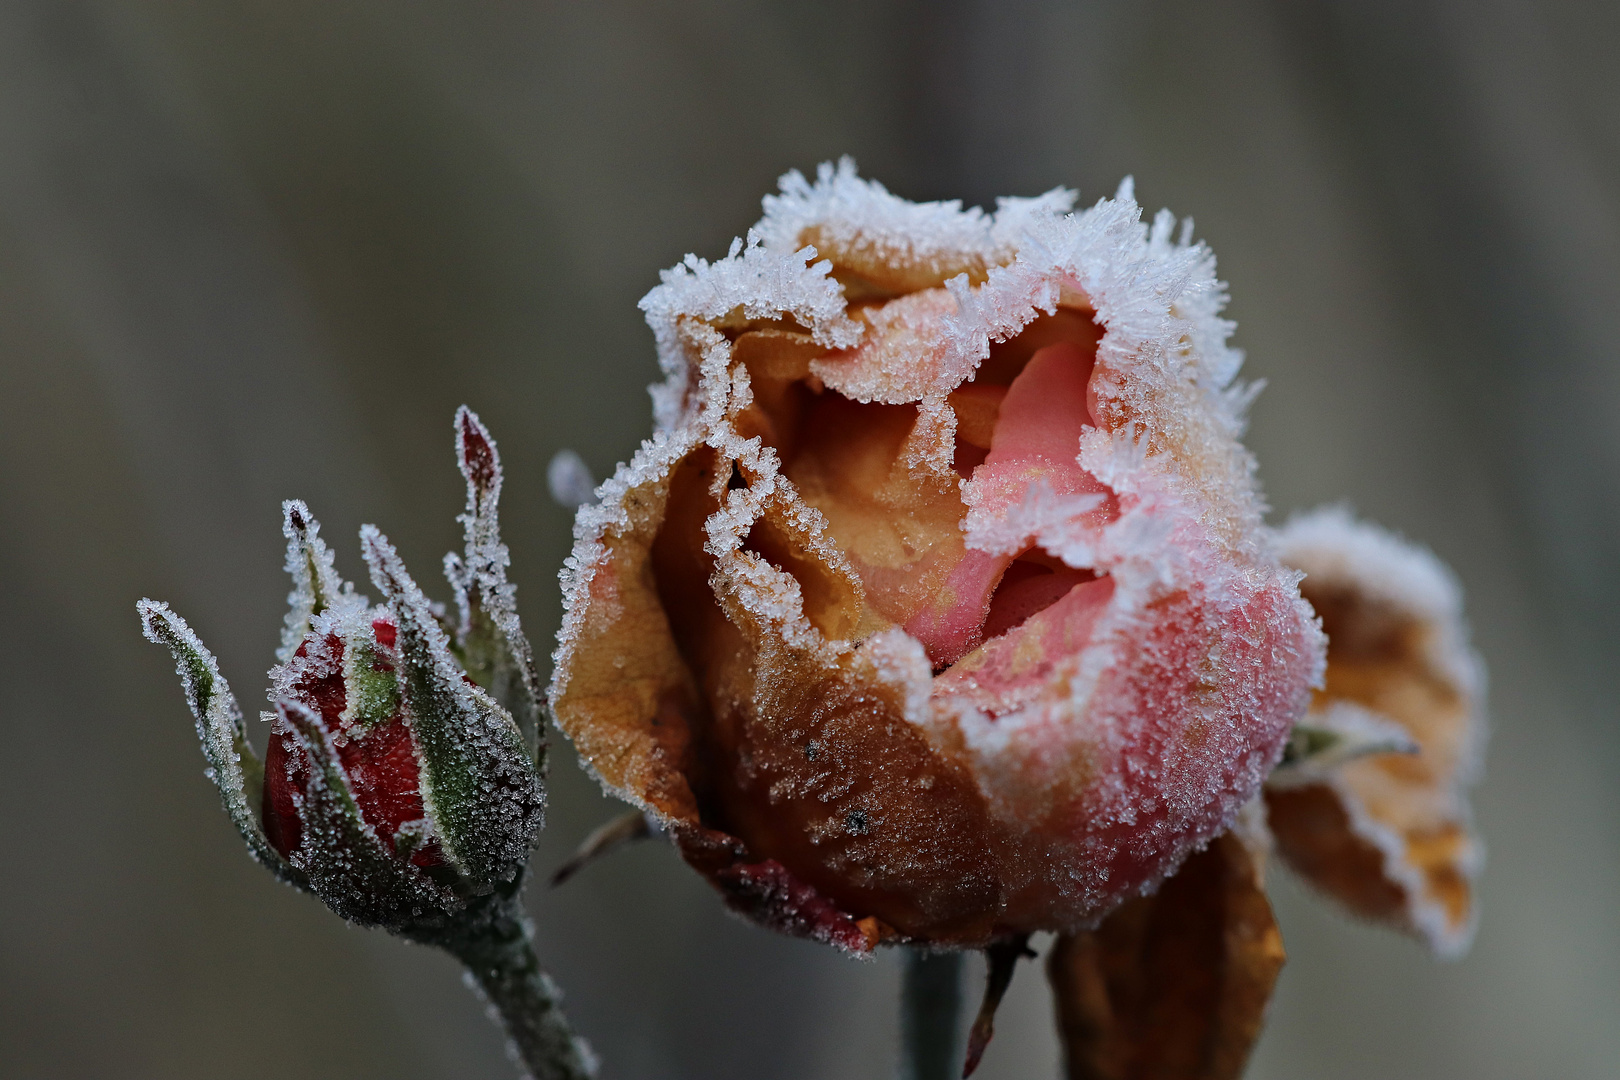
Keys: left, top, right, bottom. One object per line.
{"left": 1045, "top": 832, "right": 1284, "bottom": 1080}
{"left": 1271, "top": 508, "right": 1484, "bottom": 956}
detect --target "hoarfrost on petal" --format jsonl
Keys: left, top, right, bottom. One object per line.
{"left": 275, "top": 698, "right": 456, "bottom": 927}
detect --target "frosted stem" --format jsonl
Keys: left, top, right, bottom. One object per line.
{"left": 900, "top": 949, "right": 963, "bottom": 1080}
{"left": 443, "top": 896, "right": 595, "bottom": 1080}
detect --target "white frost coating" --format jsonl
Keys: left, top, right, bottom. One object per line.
{"left": 362, "top": 524, "right": 541, "bottom": 884}
{"left": 138, "top": 597, "right": 297, "bottom": 880}
{"left": 964, "top": 479, "right": 1108, "bottom": 560}
{"left": 759, "top": 157, "right": 1010, "bottom": 267}
{"left": 549, "top": 426, "right": 703, "bottom": 707}
{"left": 1277, "top": 505, "right": 1488, "bottom": 782}
{"left": 639, "top": 231, "right": 861, "bottom": 432}
{"left": 547, "top": 450, "right": 598, "bottom": 510}
{"left": 1274, "top": 505, "right": 1487, "bottom": 957}
{"left": 1317, "top": 766, "right": 1484, "bottom": 960}
{"left": 855, "top": 628, "right": 936, "bottom": 728}
{"left": 444, "top": 407, "right": 545, "bottom": 748}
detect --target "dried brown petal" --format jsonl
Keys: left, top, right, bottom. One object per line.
{"left": 1269, "top": 508, "right": 1486, "bottom": 955}
{"left": 1046, "top": 828, "right": 1283, "bottom": 1080}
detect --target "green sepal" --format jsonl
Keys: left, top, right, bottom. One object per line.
{"left": 137, "top": 599, "right": 305, "bottom": 889}
{"left": 362, "top": 525, "right": 543, "bottom": 892}
{"left": 274, "top": 699, "right": 461, "bottom": 930}
{"left": 443, "top": 406, "right": 546, "bottom": 764}
{"left": 341, "top": 632, "right": 403, "bottom": 732}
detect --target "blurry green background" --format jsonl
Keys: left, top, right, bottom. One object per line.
{"left": 2, "top": 2, "right": 1617, "bottom": 1077}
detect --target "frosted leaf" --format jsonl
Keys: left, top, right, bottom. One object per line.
{"left": 137, "top": 599, "right": 303, "bottom": 887}
{"left": 273, "top": 699, "right": 458, "bottom": 928}
{"left": 364, "top": 525, "right": 543, "bottom": 889}
{"left": 547, "top": 449, "right": 598, "bottom": 510}
{"left": 277, "top": 500, "right": 367, "bottom": 663}
{"left": 442, "top": 407, "right": 546, "bottom": 757}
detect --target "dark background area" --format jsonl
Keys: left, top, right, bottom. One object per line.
{"left": 2, "top": 2, "right": 1617, "bottom": 1077}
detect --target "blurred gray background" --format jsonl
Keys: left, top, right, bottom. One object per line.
{"left": 2, "top": 1, "right": 1616, "bottom": 1077}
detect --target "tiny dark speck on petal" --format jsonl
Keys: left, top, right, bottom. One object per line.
{"left": 845, "top": 808, "right": 869, "bottom": 836}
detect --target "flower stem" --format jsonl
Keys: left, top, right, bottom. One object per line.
{"left": 442, "top": 895, "right": 596, "bottom": 1080}
{"left": 901, "top": 948, "right": 963, "bottom": 1080}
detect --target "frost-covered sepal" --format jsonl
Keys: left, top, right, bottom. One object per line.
{"left": 137, "top": 599, "right": 304, "bottom": 888}
{"left": 364, "top": 525, "right": 544, "bottom": 892}
{"left": 278, "top": 499, "right": 366, "bottom": 663}
{"left": 441, "top": 407, "right": 546, "bottom": 758}
{"left": 271, "top": 700, "right": 461, "bottom": 929}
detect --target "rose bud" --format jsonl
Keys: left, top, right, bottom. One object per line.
{"left": 1267, "top": 506, "right": 1486, "bottom": 956}
{"left": 550, "top": 159, "right": 1326, "bottom": 957}
{"left": 141, "top": 408, "right": 594, "bottom": 1080}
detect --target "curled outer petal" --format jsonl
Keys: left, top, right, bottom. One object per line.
{"left": 1268, "top": 507, "right": 1487, "bottom": 956}
{"left": 137, "top": 599, "right": 304, "bottom": 888}
{"left": 364, "top": 526, "right": 543, "bottom": 891}
{"left": 552, "top": 161, "right": 1324, "bottom": 949}
{"left": 1045, "top": 813, "right": 1283, "bottom": 1080}
{"left": 272, "top": 699, "right": 460, "bottom": 929}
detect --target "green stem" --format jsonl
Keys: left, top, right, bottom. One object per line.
{"left": 901, "top": 948, "right": 963, "bottom": 1080}
{"left": 440, "top": 895, "right": 596, "bottom": 1080}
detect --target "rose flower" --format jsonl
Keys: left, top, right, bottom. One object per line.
{"left": 550, "top": 159, "right": 1327, "bottom": 953}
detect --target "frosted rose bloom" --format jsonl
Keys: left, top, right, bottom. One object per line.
{"left": 550, "top": 160, "right": 1326, "bottom": 950}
